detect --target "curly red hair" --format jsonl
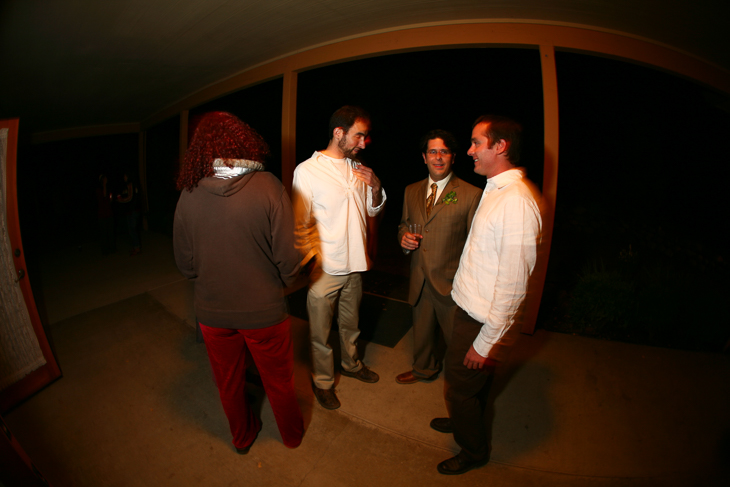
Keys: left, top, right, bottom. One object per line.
{"left": 176, "top": 111, "right": 270, "bottom": 191}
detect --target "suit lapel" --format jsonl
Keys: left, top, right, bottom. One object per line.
{"left": 415, "top": 179, "right": 428, "bottom": 223}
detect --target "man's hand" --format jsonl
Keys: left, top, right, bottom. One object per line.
{"left": 400, "top": 231, "right": 422, "bottom": 250}
{"left": 352, "top": 164, "right": 381, "bottom": 193}
{"left": 353, "top": 165, "right": 383, "bottom": 207}
{"left": 463, "top": 345, "right": 499, "bottom": 370}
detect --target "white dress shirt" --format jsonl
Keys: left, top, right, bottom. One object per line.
{"left": 292, "top": 151, "right": 386, "bottom": 275}
{"left": 451, "top": 168, "right": 542, "bottom": 361}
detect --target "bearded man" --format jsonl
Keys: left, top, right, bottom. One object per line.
{"left": 292, "top": 106, "right": 386, "bottom": 410}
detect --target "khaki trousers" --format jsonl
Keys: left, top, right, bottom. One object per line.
{"left": 307, "top": 269, "right": 363, "bottom": 389}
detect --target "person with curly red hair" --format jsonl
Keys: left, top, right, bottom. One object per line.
{"left": 174, "top": 111, "right": 303, "bottom": 453}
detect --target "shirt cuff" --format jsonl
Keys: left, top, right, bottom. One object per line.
{"left": 472, "top": 321, "right": 497, "bottom": 358}
{"left": 472, "top": 337, "right": 491, "bottom": 358}
{"left": 367, "top": 187, "right": 387, "bottom": 215}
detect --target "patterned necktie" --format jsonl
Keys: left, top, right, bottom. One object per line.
{"left": 426, "top": 183, "right": 438, "bottom": 217}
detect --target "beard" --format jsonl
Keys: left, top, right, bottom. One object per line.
{"left": 338, "top": 137, "right": 360, "bottom": 161}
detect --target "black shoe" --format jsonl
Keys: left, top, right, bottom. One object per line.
{"left": 437, "top": 452, "right": 489, "bottom": 475}
{"left": 313, "top": 385, "right": 341, "bottom": 409}
{"left": 340, "top": 365, "right": 379, "bottom": 383}
{"left": 235, "top": 424, "right": 261, "bottom": 454}
{"left": 430, "top": 417, "right": 453, "bottom": 433}
{"left": 236, "top": 445, "right": 253, "bottom": 455}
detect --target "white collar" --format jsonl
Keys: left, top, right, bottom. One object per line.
{"left": 428, "top": 172, "right": 453, "bottom": 191}
{"left": 486, "top": 168, "right": 524, "bottom": 191}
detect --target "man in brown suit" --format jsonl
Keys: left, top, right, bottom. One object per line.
{"left": 395, "top": 129, "right": 482, "bottom": 384}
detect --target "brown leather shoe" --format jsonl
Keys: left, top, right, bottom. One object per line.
{"left": 430, "top": 417, "right": 453, "bottom": 433}
{"left": 340, "top": 365, "right": 379, "bottom": 383}
{"left": 437, "top": 451, "right": 489, "bottom": 475}
{"left": 395, "top": 370, "right": 438, "bottom": 384}
{"left": 395, "top": 371, "right": 420, "bottom": 384}
{"left": 313, "top": 385, "right": 341, "bottom": 409}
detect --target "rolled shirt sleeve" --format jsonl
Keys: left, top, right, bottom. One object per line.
{"left": 367, "top": 185, "right": 386, "bottom": 217}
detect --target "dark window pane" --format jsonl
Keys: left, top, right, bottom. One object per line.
{"left": 549, "top": 51, "right": 730, "bottom": 350}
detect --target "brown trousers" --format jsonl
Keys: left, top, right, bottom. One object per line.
{"left": 410, "top": 281, "right": 455, "bottom": 379}
{"left": 444, "top": 306, "right": 495, "bottom": 461}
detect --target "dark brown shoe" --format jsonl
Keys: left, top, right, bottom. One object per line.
{"left": 313, "top": 385, "right": 341, "bottom": 409}
{"left": 340, "top": 365, "right": 379, "bottom": 383}
{"left": 437, "top": 451, "right": 488, "bottom": 475}
{"left": 430, "top": 417, "right": 453, "bottom": 433}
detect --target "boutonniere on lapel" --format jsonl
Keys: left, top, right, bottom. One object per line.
{"left": 442, "top": 191, "right": 458, "bottom": 205}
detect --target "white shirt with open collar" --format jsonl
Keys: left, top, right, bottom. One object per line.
{"left": 292, "top": 151, "right": 386, "bottom": 276}
{"left": 451, "top": 168, "right": 542, "bottom": 361}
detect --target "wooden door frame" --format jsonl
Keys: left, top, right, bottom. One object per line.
{"left": 1, "top": 118, "right": 62, "bottom": 412}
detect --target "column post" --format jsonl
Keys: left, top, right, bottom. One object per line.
{"left": 281, "top": 70, "right": 298, "bottom": 194}
{"left": 522, "top": 45, "right": 560, "bottom": 334}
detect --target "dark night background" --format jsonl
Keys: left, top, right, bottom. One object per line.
{"left": 16, "top": 48, "right": 730, "bottom": 352}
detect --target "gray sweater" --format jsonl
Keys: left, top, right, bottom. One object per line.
{"left": 173, "top": 171, "right": 300, "bottom": 329}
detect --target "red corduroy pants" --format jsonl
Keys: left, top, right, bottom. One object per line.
{"left": 199, "top": 318, "right": 303, "bottom": 449}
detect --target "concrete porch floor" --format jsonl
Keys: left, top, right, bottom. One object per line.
{"left": 4, "top": 230, "right": 730, "bottom": 486}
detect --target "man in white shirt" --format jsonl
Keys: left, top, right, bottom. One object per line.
{"left": 431, "top": 115, "right": 543, "bottom": 475}
{"left": 292, "top": 106, "right": 386, "bottom": 410}
{"left": 396, "top": 130, "right": 481, "bottom": 384}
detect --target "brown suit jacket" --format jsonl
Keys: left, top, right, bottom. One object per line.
{"left": 397, "top": 175, "right": 482, "bottom": 307}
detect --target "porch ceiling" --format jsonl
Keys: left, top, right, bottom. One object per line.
{"left": 1, "top": 0, "right": 728, "bottom": 135}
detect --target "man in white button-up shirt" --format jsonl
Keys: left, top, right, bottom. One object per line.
{"left": 431, "top": 115, "right": 543, "bottom": 475}
{"left": 292, "top": 106, "right": 386, "bottom": 410}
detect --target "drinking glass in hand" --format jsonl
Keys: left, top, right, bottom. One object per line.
{"left": 409, "top": 223, "right": 423, "bottom": 248}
